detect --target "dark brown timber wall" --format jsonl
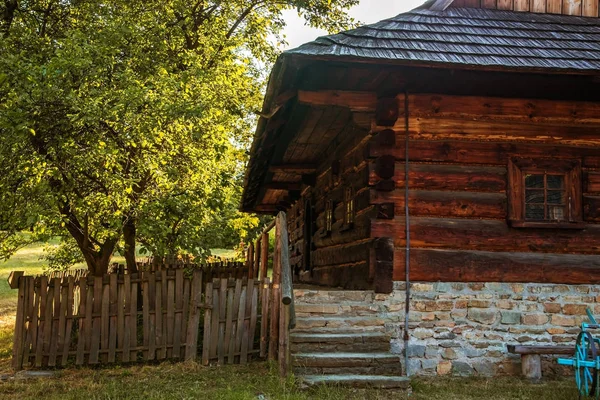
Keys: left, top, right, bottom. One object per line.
{"left": 287, "top": 120, "right": 376, "bottom": 290}
{"left": 368, "top": 93, "right": 600, "bottom": 285}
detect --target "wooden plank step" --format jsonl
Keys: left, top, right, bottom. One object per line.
{"left": 290, "top": 332, "right": 390, "bottom": 353}
{"left": 296, "top": 365, "right": 402, "bottom": 376}
{"left": 293, "top": 316, "right": 386, "bottom": 333}
{"left": 293, "top": 352, "right": 400, "bottom": 368}
{"left": 301, "top": 374, "right": 410, "bottom": 389}
{"left": 291, "top": 332, "right": 389, "bottom": 343}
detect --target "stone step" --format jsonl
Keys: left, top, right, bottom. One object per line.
{"left": 295, "top": 364, "right": 402, "bottom": 376}
{"left": 293, "top": 290, "right": 375, "bottom": 304}
{"left": 293, "top": 352, "right": 401, "bottom": 369}
{"left": 301, "top": 374, "right": 410, "bottom": 389}
{"left": 293, "top": 316, "right": 386, "bottom": 333}
{"left": 294, "top": 302, "right": 384, "bottom": 317}
{"left": 290, "top": 332, "right": 390, "bottom": 353}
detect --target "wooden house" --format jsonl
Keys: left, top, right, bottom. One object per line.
{"left": 242, "top": 0, "right": 600, "bottom": 379}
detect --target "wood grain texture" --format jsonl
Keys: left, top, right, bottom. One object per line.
{"left": 514, "top": 0, "right": 531, "bottom": 10}
{"left": 373, "top": 217, "right": 600, "bottom": 254}
{"left": 582, "top": 0, "right": 599, "bottom": 16}
{"left": 531, "top": 0, "right": 547, "bottom": 11}
{"left": 393, "top": 248, "right": 600, "bottom": 283}
{"left": 497, "top": 0, "right": 515, "bottom": 9}
{"left": 547, "top": 0, "right": 563, "bottom": 12}
{"left": 563, "top": 0, "right": 582, "bottom": 15}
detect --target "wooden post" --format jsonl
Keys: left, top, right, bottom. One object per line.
{"left": 260, "top": 232, "right": 269, "bottom": 281}
{"left": 247, "top": 242, "right": 254, "bottom": 280}
{"left": 278, "top": 304, "right": 290, "bottom": 377}
{"left": 254, "top": 238, "right": 261, "bottom": 279}
{"left": 522, "top": 354, "right": 542, "bottom": 380}
{"left": 268, "top": 219, "right": 282, "bottom": 361}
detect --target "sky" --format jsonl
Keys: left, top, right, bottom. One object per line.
{"left": 280, "top": 0, "right": 428, "bottom": 50}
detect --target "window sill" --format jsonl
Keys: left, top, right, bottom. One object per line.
{"left": 509, "top": 220, "right": 587, "bottom": 230}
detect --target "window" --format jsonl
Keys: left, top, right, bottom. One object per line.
{"left": 325, "top": 200, "right": 333, "bottom": 232}
{"left": 344, "top": 187, "right": 355, "bottom": 227}
{"left": 508, "top": 158, "right": 583, "bottom": 229}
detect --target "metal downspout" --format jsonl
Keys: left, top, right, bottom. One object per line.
{"left": 403, "top": 90, "right": 411, "bottom": 377}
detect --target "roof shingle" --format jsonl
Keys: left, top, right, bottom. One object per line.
{"left": 287, "top": 7, "right": 600, "bottom": 72}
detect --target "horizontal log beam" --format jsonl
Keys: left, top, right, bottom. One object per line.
{"left": 298, "top": 90, "right": 378, "bottom": 112}
{"left": 406, "top": 93, "right": 600, "bottom": 125}
{"left": 394, "top": 248, "right": 600, "bottom": 284}
{"left": 372, "top": 217, "right": 600, "bottom": 255}
{"left": 369, "top": 162, "right": 507, "bottom": 193}
{"left": 371, "top": 189, "right": 507, "bottom": 219}
{"left": 265, "top": 182, "right": 302, "bottom": 191}
{"left": 269, "top": 164, "right": 317, "bottom": 174}
{"left": 368, "top": 138, "right": 600, "bottom": 168}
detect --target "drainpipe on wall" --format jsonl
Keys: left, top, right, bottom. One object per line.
{"left": 403, "top": 90, "right": 411, "bottom": 377}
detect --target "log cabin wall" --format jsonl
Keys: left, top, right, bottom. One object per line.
{"left": 287, "top": 119, "right": 376, "bottom": 290}
{"left": 449, "top": 0, "right": 600, "bottom": 17}
{"left": 369, "top": 93, "right": 600, "bottom": 285}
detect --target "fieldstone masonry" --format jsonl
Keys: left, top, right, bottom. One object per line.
{"left": 293, "top": 281, "right": 598, "bottom": 377}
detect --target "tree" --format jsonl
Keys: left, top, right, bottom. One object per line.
{"left": 0, "top": 0, "right": 358, "bottom": 275}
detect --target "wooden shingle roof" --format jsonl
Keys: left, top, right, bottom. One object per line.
{"left": 288, "top": 7, "right": 600, "bottom": 72}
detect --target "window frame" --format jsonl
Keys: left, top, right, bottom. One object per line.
{"left": 343, "top": 186, "right": 355, "bottom": 228}
{"left": 325, "top": 199, "right": 334, "bottom": 233}
{"left": 508, "top": 158, "right": 584, "bottom": 229}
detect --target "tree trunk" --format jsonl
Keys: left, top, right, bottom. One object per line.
{"left": 123, "top": 217, "right": 138, "bottom": 274}
{"left": 59, "top": 204, "right": 118, "bottom": 276}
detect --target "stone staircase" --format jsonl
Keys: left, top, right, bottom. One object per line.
{"left": 291, "top": 289, "right": 410, "bottom": 389}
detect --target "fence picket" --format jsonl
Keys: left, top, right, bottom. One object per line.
{"left": 173, "top": 269, "right": 183, "bottom": 358}
{"left": 260, "top": 278, "right": 270, "bottom": 358}
{"left": 148, "top": 272, "right": 156, "bottom": 360}
{"left": 217, "top": 278, "right": 227, "bottom": 365}
{"left": 209, "top": 281, "right": 220, "bottom": 360}
{"left": 108, "top": 274, "right": 118, "bottom": 363}
{"left": 249, "top": 282, "right": 259, "bottom": 356}
{"left": 89, "top": 277, "right": 102, "bottom": 364}
{"left": 130, "top": 273, "right": 138, "bottom": 361}
{"left": 122, "top": 274, "right": 131, "bottom": 363}
{"left": 61, "top": 276, "right": 75, "bottom": 366}
{"left": 201, "top": 281, "right": 213, "bottom": 365}
{"left": 12, "top": 276, "right": 25, "bottom": 370}
{"left": 75, "top": 278, "right": 87, "bottom": 365}
{"left": 11, "top": 262, "right": 276, "bottom": 370}
{"left": 224, "top": 280, "right": 235, "bottom": 364}
{"left": 185, "top": 270, "right": 202, "bottom": 360}
{"left": 180, "top": 277, "right": 190, "bottom": 357}
{"left": 101, "top": 280, "right": 110, "bottom": 363}
{"left": 48, "top": 277, "right": 61, "bottom": 366}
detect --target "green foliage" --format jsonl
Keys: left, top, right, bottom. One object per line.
{"left": 0, "top": 0, "right": 358, "bottom": 274}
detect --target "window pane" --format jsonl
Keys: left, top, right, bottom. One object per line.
{"left": 547, "top": 190, "right": 565, "bottom": 205}
{"left": 547, "top": 206, "right": 565, "bottom": 221}
{"left": 525, "top": 204, "right": 544, "bottom": 220}
{"left": 525, "top": 174, "right": 544, "bottom": 188}
{"left": 547, "top": 175, "right": 564, "bottom": 189}
{"left": 525, "top": 189, "right": 544, "bottom": 204}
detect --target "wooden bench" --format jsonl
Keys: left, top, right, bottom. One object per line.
{"left": 507, "top": 345, "right": 574, "bottom": 380}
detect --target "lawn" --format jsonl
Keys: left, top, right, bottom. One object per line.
{"left": 0, "top": 242, "right": 579, "bottom": 399}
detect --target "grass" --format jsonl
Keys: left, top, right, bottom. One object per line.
{"left": 0, "top": 241, "right": 580, "bottom": 399}
{"left": 0, "top": 360, "right": 578, "bottom": 400}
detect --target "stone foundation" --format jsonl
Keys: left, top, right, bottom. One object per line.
{"left": 381, "top": 281, "right": 596, "bottom": 376}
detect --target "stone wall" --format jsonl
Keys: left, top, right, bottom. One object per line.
{"left": 381, "top": 281, "right": 595, "bottom": 376}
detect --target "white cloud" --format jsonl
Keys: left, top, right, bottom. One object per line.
{"left": 280, "top": 0, "right": 428, "bottom": 50}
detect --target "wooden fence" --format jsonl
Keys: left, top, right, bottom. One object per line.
{"left": 10, "top": 270, "right": 276, "bottom": 370}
